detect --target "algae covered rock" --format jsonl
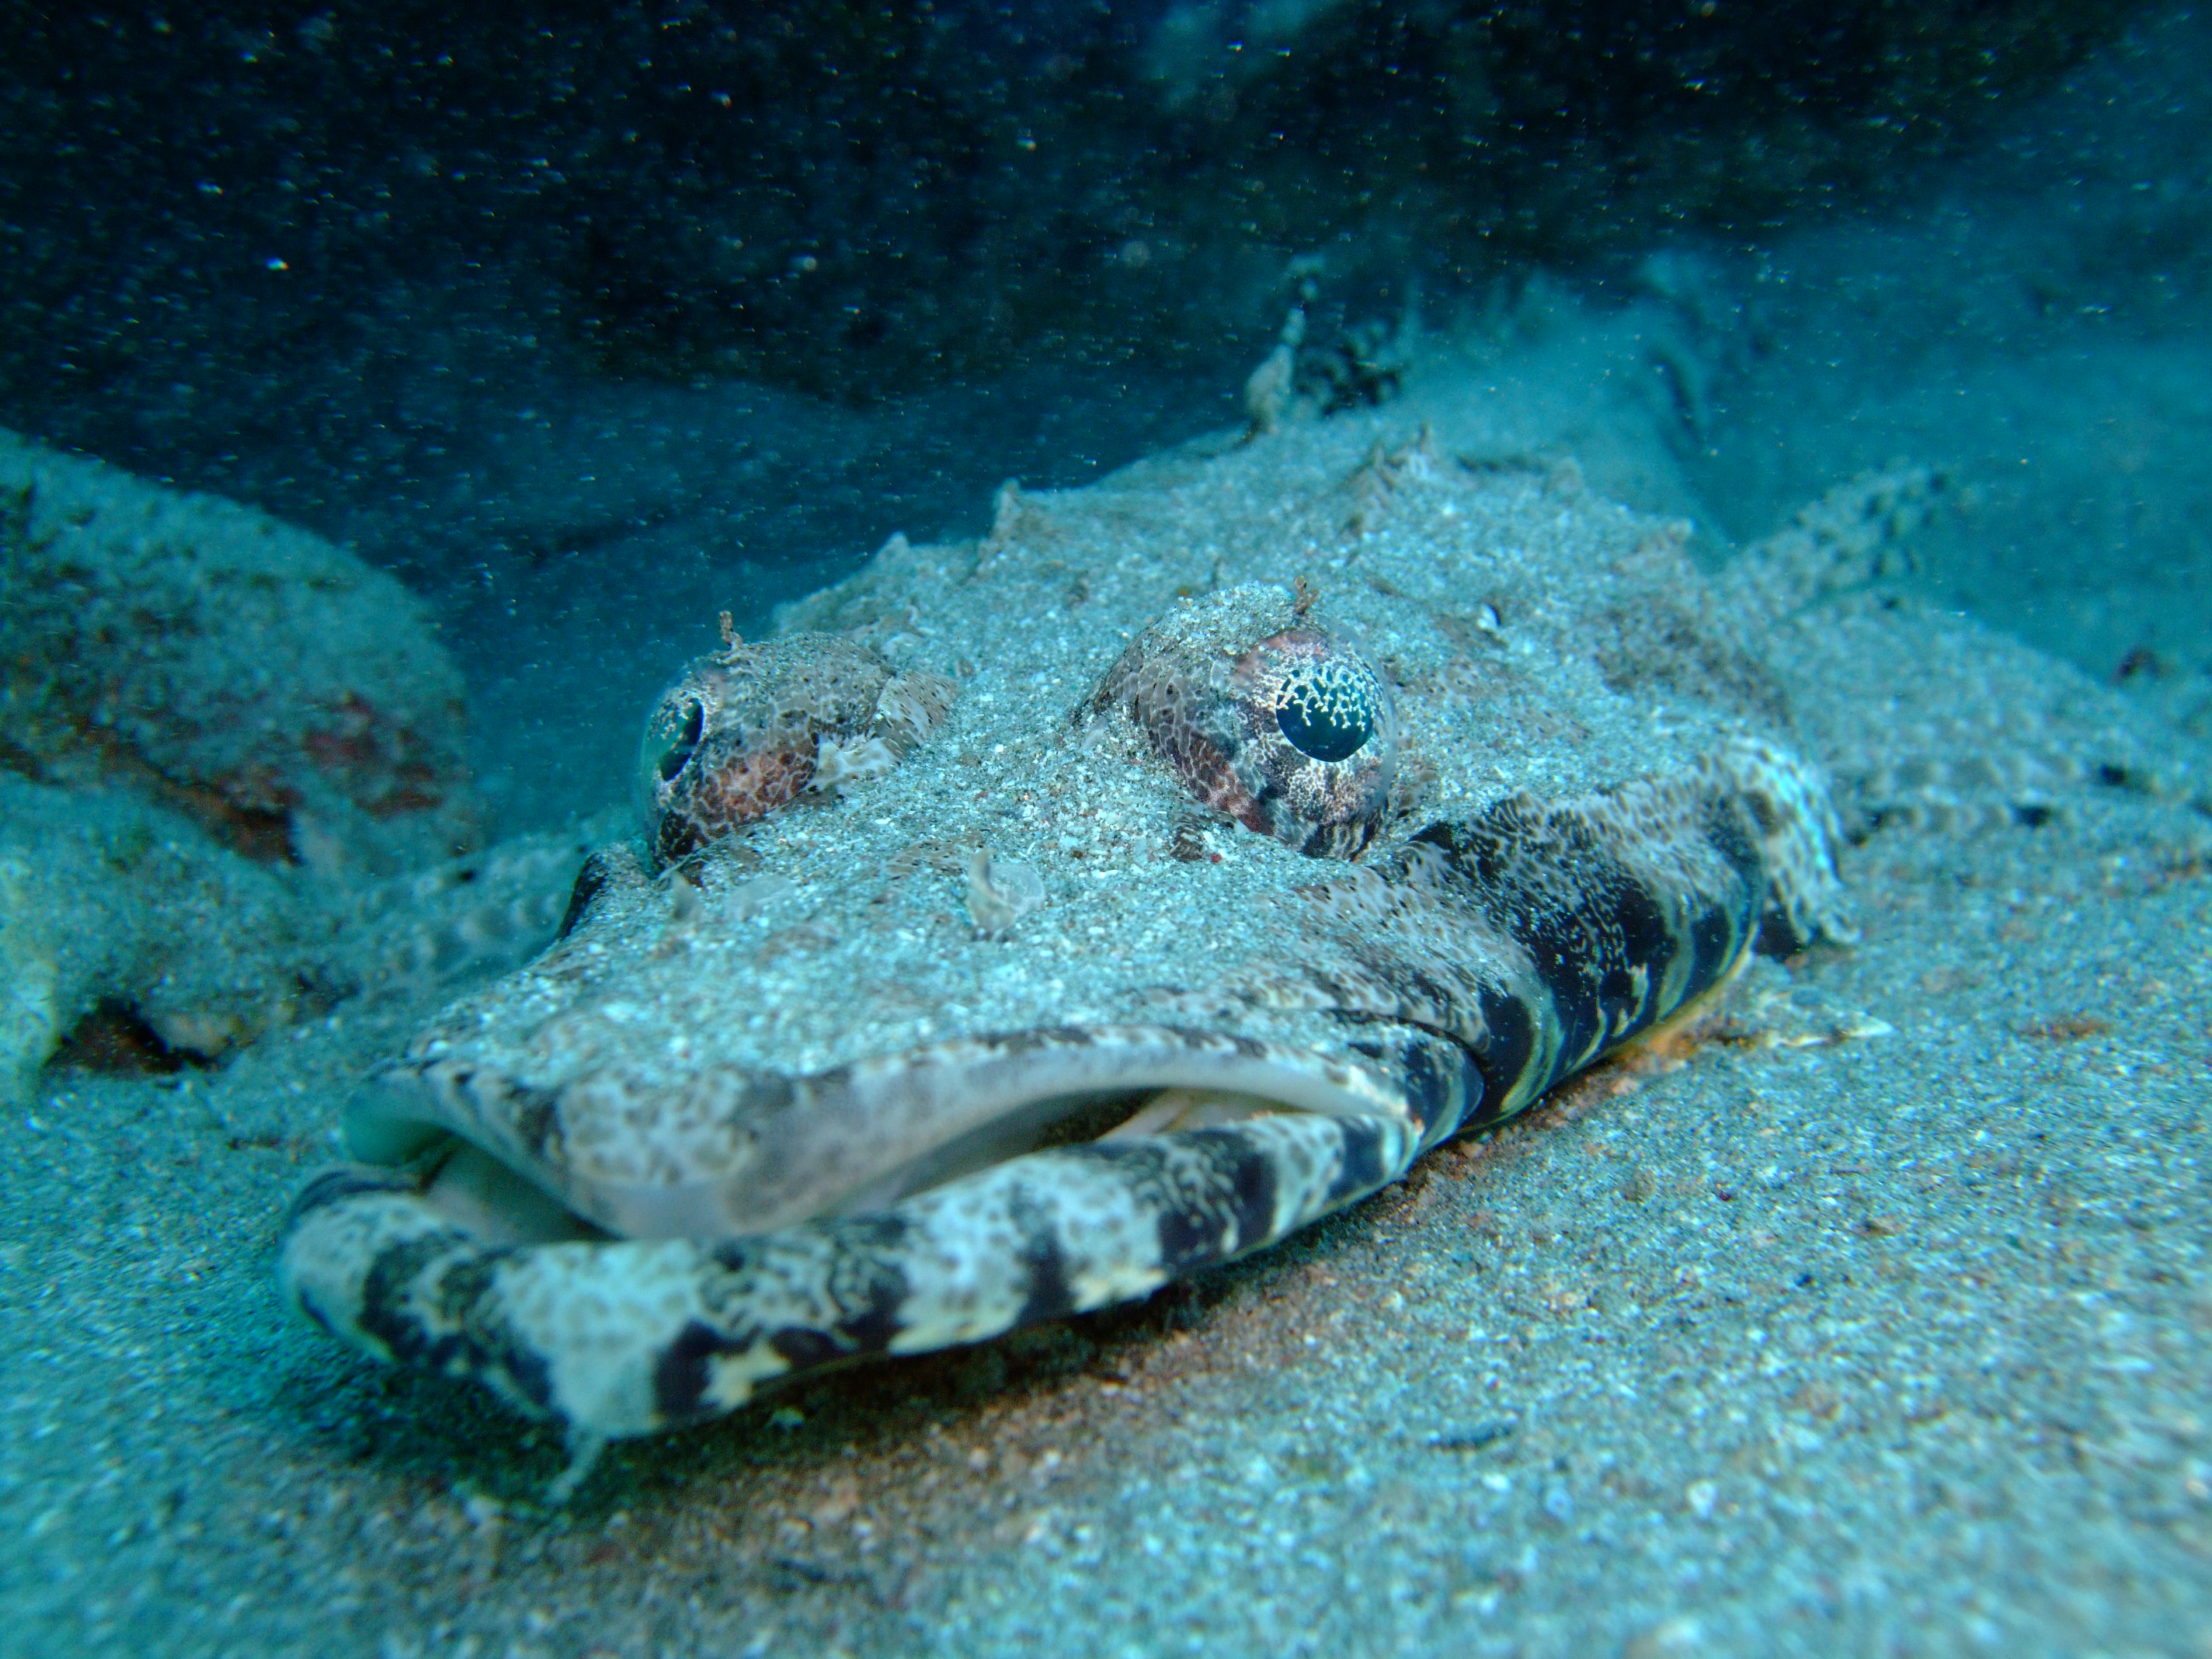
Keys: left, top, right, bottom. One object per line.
{"left": 0, "top": 430, "right": 597, "bottom": 1104}
{"left": 0, "top": 426, "right": 476, "bottom": 875}
{"left": 0, "top": 767, "right": 601, "bottom": 1106}
{"left": 0, "top": 774, "right": 317, "bottom": 1102}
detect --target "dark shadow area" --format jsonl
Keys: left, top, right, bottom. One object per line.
{"left": 0, "top": 1, "right": 2179, "bottom": 831}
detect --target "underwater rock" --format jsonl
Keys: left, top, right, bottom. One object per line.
{"left": 0, "top": 765, "right": 604, "bottom": 1106}
{"left": 0, "top": 773, "right": 311, "bottom": 1102}
{"left": 0, "top": 431, "right": 615, "bottom": 1102}
{"left": 0, "top": 426, "right": 476, "bottom": 876}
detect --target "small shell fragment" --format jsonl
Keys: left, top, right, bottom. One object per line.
{"left": 723, "top": 875, "right": 797, "bottom": 921}
{"left": 965, "top": 850, "right": 1045, "bottom": 937}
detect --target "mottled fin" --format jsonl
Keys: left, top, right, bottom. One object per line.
{"left": 1709, "top": 736, "right": 1857, "bottom": 948}
{"left": 1723, "top": 465, "right": 1947, "bottom": 622}
{"left": 871, "top": 669, "right": 960, "bottom": 757}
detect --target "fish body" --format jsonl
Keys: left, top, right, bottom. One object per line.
{"left": 280, "top": 412, "right": 1850, "bottom": 1452}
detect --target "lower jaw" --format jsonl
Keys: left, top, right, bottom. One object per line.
{"left": 416, "top": 1079, "right": 1325, "bottom": 1247}
{"left": 282, "top": 1092, "right": 1431, "bottom": 1448}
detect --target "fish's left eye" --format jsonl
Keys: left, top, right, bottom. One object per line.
{"left": 1082, "top": 586, "right": 1400, "bottom": 859}
{"left": 644, "top": 697, "right": 706, "bottom": 788}
{"left": 1273, "top": 656, "right": 1378, "bottom": 763}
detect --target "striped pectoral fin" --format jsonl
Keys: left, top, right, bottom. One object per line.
{"left": 1416, "top": 775, "right": 1775, "bottom": 1129}
{"left": 280, "top": 1092, "right": 1440, "bottom": 1444}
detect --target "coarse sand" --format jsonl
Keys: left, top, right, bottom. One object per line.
{"left": 2, "top": 396, "right": 2210, "bottom": 1659}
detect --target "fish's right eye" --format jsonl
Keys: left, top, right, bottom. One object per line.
{"left": 1081, "top": 586, "right": 1400, "bottom": 860}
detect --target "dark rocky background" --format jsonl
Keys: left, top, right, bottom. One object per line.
{"left": 0, "top": 0, "right": 2192, "bottom": 829}
{"left": 2, "top": 0, "right": 2135, "bottom": 486}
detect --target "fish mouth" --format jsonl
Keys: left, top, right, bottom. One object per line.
{"left": 343, "top": 1022, "right": 1442, "bottom": 1249}
{"left": 287, "top": 1019, "right": 1463, "bottom": 1448}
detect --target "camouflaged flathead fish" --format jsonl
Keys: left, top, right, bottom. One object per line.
{"left": 280, "top": 416, "right": 1859, "bottom": 1481}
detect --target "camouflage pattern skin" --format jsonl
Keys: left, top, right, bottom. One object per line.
{"left": 280, "top": 410, "right": 1854, "bottom": 1480}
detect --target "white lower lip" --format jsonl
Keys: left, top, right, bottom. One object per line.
{"left": 366, "top": 1024, "right": 1417, "bottom": 1244}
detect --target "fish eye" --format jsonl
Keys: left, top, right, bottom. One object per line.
{"left": 656, "top": 701, "right": 705, "bottom": 781}
{"left": 1272, "top": 659, "right": 1377, "bottom": 763}
{"left": 638, "top": 695, "right": 708, "bottom": 812}
{"left": 638, "top": 632, "right": 960, "bottom": 867}
{"left": 1082, "top": 586, "right": 1401, "bottom": 860}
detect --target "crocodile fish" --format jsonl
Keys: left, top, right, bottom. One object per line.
{"left": 279, "top": 417, "right": 1853, "bottom": 1480}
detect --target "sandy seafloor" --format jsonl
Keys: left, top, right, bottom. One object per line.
{"left": 4, "top": 426, "right": 2211, "bottom": 1659}
{"left": 3, "top": 725, "right": 2210, "bottom": 1659}
{"left": 6, "top": 15, "right": 2212, "bottom": 1656}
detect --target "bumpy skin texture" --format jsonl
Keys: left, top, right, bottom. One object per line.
{"left": 282, "top": 736, "right": 1843, "bottom": 1444}
{"left": 280, "top": 421, "right": 1859, "bottom": 1458}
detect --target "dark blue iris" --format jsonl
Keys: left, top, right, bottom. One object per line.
{"left": 1275, "top": 673, "right": 1373, "bottom": 763}
{"left": 656, "top": 701, "right": 705, "bottom": 780}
